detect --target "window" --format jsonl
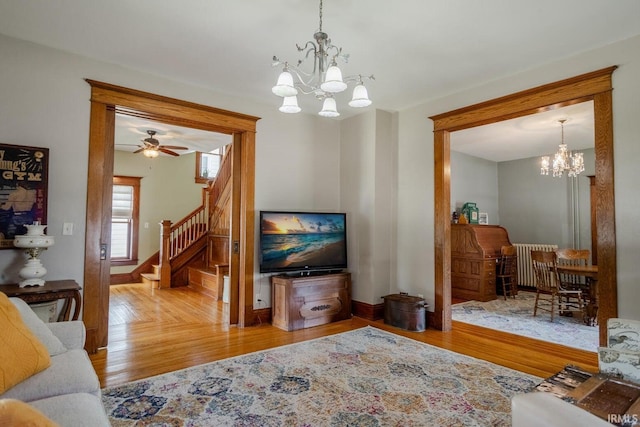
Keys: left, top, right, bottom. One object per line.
{"left": 195, "top": 147, "right": 225, "bottom": 183}
{"left": 111, "top": 176, "right": 141, "bottom": 265}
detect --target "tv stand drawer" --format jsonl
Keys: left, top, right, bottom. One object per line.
{"left": 271, "top": 272, "right": 352, "bottom": 331}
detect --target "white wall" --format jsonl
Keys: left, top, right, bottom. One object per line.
{"left": 451, "top": 148, "right": 594, "bottom": 248}
{"left": 340, "top": 111, "right": 376, "bottom": 302}
{"left": 498, "top": 149, "right": 594, "bottom": 248}
{"left": 0, "top": 34, "right": 341, "bottom": 308}
{"left": 340, "top": 110, "right": 398, "bottom": 304}
{"left": 373, "top": 111, "right": 398, "bottom": 300}
{"left": 397, "top": 34, "right": 640, "bottom": 319}
{"left": 451, "top": 151, "right": 499, "bottom": 225}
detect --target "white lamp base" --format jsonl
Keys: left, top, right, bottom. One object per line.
{"left": 18, "top": 258, "right": 47, "bottom": 287}
{"left": 19, "top": 278, "right": 46, "bottom": 288}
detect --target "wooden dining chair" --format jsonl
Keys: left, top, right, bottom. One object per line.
{"left": 531, "top": 250, "right": 584, "bottom": 322}
{"left": 497, "top": 245, "right": 518, "bottom": 300}
{"left": 555, "top": 248, "right": 591, "bottom": 297}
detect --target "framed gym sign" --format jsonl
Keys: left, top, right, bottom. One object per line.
{"left": 0, "top": 143, "right": 49, "bottom": 248}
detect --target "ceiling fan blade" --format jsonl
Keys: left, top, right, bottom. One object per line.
{"left": 159, "top": 148, "right": 180, "bottom": 157}
{"left": 160, "top": 145, "right": 188, "bottom": 150}
{"left": 133, "top": 147, "right": 145, "bottom": 154}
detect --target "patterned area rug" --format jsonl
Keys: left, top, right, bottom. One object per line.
{"left": 102, "top": 326, "right": 539, "bottom": 426}
{"left": 452, "top": 291, "right": 598, "bottom": 352}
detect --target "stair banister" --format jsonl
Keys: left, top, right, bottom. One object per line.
{"left": 160, "top": 220, "right": 172, "bottom": 288}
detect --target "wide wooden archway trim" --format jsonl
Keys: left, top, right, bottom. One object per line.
{"left": 430, "top": 66, "right": 617, "bottom": 346}
{"left": 83, "top": 79, "right": 259, "bottom": 352}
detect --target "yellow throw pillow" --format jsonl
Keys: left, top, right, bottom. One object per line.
{"left": 0, "top": 398, "right": 59, "bottom": 427}
{"left": 0, "top": 292, "right": 51, "bottom": 394}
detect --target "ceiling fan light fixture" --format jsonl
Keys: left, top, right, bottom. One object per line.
{"left": 143, "top": 148, "right": 159, "bottom": 158}
{"left": 132, "top": 129, "right": 188, "bottom": 157}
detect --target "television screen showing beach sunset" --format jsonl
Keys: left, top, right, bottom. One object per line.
{"left": 259, "top": 211, "right": 347, "bottom": 273}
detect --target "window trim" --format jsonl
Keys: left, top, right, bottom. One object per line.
{"left": 195, "top": 149, "right": 224, "bottom": 183}
{"left": 111, "top": 175, "right": 141, "bottom": 266}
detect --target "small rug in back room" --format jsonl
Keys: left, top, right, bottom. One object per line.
{"left": 452, "top": 290, "right": 598, "bottom": 352}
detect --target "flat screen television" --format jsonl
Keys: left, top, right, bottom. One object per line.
{"left": 259, "top": 211, "right": 348, "bottom": 274}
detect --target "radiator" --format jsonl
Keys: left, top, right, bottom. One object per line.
{"left": 513, "top": 243, "right": 558, "bottom": 288}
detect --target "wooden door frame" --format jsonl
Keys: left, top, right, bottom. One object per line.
{"left": 430, "top": 67, "right": 617, "bottom": 346}
{"left": 83, "top": 80, "right": 259, "bottom": 352}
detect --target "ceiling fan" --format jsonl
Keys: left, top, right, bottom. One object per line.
{"left": 134, "top": 130, "right": 188, "bottom": 157}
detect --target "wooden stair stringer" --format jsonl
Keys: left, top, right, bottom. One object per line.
{"left": 168, "top": 233, "right": 208, "bottom": 287}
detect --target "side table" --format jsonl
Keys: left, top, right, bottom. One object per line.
{"left": 1, "top": 280, "right": 82, "bottom": 321}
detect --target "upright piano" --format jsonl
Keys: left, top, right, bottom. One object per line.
{"left": 451, "top": 224, "right": 512, "bottom": 301}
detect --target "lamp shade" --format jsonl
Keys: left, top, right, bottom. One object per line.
{"left": 319, "top": 97, "right": 340, "bottom": 117}
{"left": 320, "top": 65, "right": 347, "bottom": 93}
{"left": 348, "top": 83, "right": 372, "bottom": 108}
{"left": 279, "top": 96, "right": 301, "bottom": 113}
{"left": 272, "top": 71, "right": 298, "bottom": 97}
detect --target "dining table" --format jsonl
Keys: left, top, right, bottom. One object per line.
{"left": 555, "top": 264, "right": 598, "bottom": 326}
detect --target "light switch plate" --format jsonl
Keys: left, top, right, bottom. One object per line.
{"left": 63, "top": 222, "right": 73, "bottom": 235}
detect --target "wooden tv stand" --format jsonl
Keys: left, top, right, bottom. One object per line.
{"left": 271, "top": 272, "right": 351, "bottom": 331}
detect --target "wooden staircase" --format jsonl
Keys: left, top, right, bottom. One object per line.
{"left": 153, "top": 145, "right": 233, "bottom": 290}
{"left": 141, "top": 265, "right": 161, "bottom": 288}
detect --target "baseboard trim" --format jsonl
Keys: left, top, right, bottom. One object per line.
{"left": 351, "top": 300, "right": 384, "bottom": 321}
{"left": 352, "top": 299, "right": 437, "bottom": 330}
{"left": 253, "top": 307, "right": 271, "bottom": 326}
{"left": 427, "top": 311, "right": 436, "bottom": 329}
{"left": 110, "top": 273, "right": 135, "bottom": 285}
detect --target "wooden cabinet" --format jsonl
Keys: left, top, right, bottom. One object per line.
{"left": 451, "top": 224, "right": 512, "bottom": 302}
{"left": 271, "top": 272, "right": 351, "bottom": 331}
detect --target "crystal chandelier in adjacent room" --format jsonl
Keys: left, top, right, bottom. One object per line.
{"left": 271, "top": 0, "right": 374, "bottom": 117}
{"left": 540, "top": 119, "right": 585, "bottom": 178}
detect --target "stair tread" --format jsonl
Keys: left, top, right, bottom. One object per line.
{"left": 141, "top": 273, "right": 160, "bottom": 280}
{"left": 188, "top": 267, "right": 217, "bottom": 276}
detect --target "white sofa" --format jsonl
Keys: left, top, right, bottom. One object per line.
{"left": 512, "top": 392, "right": 611, "bottom": 426}
{"left": 0, "top": 297, "right": 110, "bottom": 426}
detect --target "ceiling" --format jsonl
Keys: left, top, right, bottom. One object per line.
{"left": 451, "top": 101, "right": 594, "bottom": 162}
{"left": 1, "top": 1, "right": 637, "bottom": 159}
{"left": 114, "top": 114, "right": 231, "bottom": 155}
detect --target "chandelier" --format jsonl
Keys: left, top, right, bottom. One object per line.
{"left": 540, "top": 119, "right": 585, "bottom": 178}
{"left": 271, "top": 0, "right": 374, "bottom": 117}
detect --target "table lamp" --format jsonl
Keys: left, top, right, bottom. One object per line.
{"left": 13, "top": 221, "right": 55, "bottom": 287}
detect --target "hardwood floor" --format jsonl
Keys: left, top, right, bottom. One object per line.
{"left": 89, "top": 282, "right": 598, "bottom": 388}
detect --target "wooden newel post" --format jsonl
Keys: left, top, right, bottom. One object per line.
{"left": 159, "top": 220, "right": 172, "bottom": 289}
